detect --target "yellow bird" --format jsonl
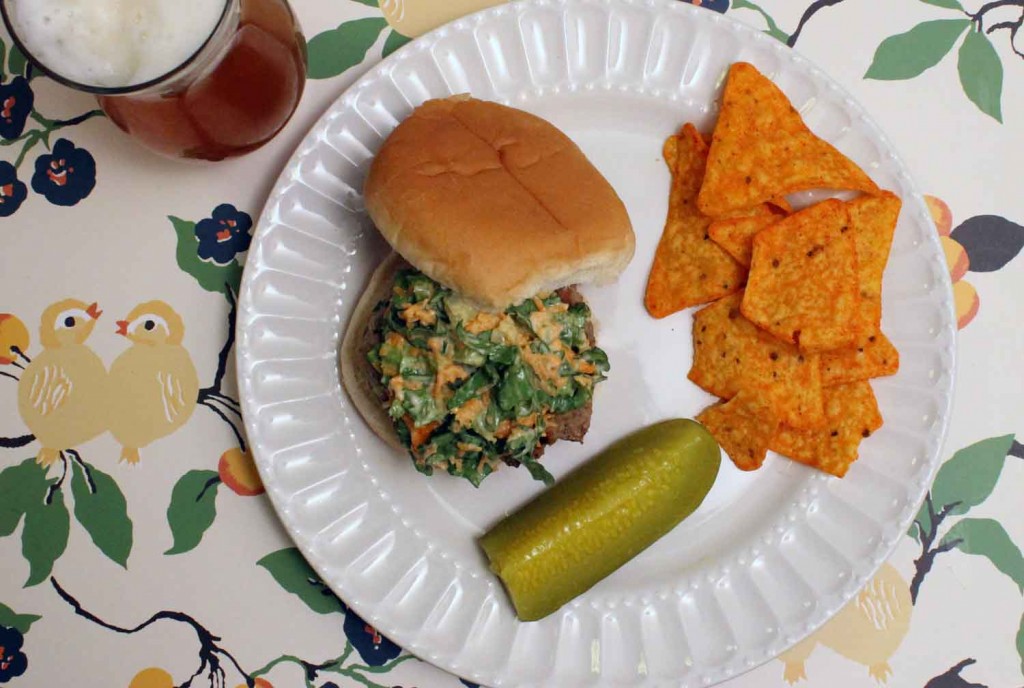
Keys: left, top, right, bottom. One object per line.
{"left": 780, "top": 563, "right": 912, "bottom": 684}
{"left": 17, "top": 299, "right": 107, "bottom": 467}
{"left": 108, "top": 301, "right": 198, "bottom": 464}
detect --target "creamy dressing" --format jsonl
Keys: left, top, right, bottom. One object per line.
{"left": 370, "top": 269, "right": 609, "bottom": 485}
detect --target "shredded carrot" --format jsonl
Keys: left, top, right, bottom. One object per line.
{"left": 404, "top": 416, "right": 439, "bottom": 449}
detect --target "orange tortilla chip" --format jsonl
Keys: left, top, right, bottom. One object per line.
{"left": 821, "top": 330, "right": 899, "bottom": 385}
{"left": 645, "top": 124, "right": 747, "bottom": 318}
{"left": 742, "top": 199, "right": 862, "bottom": 352}
{"left": 698, "top": 62, "right": 879, "bottom": 217}
{"left": 698, "top": 389, "right": 781, "bottom": 471}
{"left": 663, "top": 134, "right": 678, "bottom": 172}
{"left": 664, "top": 129, "right": 713, "bottom": 173}
{"left": 708, "top": 204, "right": 787, "bottom": 267}
{"left": 770, "top": 381, "right": 882, "bottom": 477}
{"left": 689, "top": 293, "right": 825, "bottom": 428}
{"left": 849, "top": 191, "right": 902, "bottom": 331}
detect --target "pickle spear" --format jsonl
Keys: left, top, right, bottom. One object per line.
{"left": 479, "top": 419, "right": 721, "bottom": 621}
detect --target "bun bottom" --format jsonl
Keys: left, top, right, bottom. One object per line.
{"left": 339, "top": 252, "right": 410, "bottom": 451}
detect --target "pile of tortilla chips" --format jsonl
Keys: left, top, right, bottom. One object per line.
{"left": 645, "top": 62, "right": 901, "bottom": 478}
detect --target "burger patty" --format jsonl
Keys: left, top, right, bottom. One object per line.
{"left": 364, "top": 285, "right": 596, "bottom": 462}
{"left": 545, "top": 402, "right": 593, "bottom": 443}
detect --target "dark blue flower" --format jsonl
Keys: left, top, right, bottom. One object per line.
{"left": 31, "top": 138, "right": 96, "bottom": 206}
{"left": 0, "top": 626, "right": 27, "bottom": 683}
{"left": 0, "top": 162, "right": 27, "bottom": 218}
{"left": 0, "top": 77, "right": 34, "bottom": 140}
{"left": 683, "top": 0, "right": 729, "bottom": 12}
{"left": 343, "top": 608, "right": 401, "bottom": 667}
{"left": 195, "top": 204, "right": 253, "bottom": 266}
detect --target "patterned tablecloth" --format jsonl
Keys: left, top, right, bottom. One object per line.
{"left": 0, "top": 1, "right": 1021, "bottom": 687}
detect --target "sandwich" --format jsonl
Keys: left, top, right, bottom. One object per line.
{"left": 341, "top": 95, "right": 634, "bottom": 486}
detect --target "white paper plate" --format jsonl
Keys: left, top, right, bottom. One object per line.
{"left": 237, "top": 1, "right": 956, "bottom": 685}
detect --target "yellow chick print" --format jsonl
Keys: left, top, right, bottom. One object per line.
{"left": 108, "top": 301, "right": 198, "bottom": 464}
{"left": 780, "top": 563, "right": 912, "bottom": 684}
{"left": 17, "top": 299, "right": 107, "bottom": 467}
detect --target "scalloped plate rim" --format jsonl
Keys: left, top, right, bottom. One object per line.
{"left": 236, "top": 1, "right": 957, "bottom": 686}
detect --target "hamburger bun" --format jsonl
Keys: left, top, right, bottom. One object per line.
{"left": 363, "top": 95, "right": 635, "bottom": 310}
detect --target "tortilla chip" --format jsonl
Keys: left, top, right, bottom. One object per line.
{"left": 771, "top": 381, "right": 882, "bottom": 477}
{"left": 821, "top": 330, "right": 900, "bottom": 385}
{"left": 848, "top": 191, "right": 902, "bottom": 331}
{"left": 663, "top": 134, "right": 678, "bottom": 172}
{"left": 708, "top": 204, "right": 787, "bottom": 267}
{"left": 698, "top": 389, "right": 781, "bottom": 471}
{"left": 645, "top": 124, "right": 747, "bottom": 318}
{"left": 697, "top": 62, "right": 880, "bottom": 217}
{"left": 689, "top": 293, "right": 825, "bottom": 428}
{"left": 742, "top": 199, "right": 862, "bottom": 352}
{"left": 664, "top": 128, "right": 713, "bottom": 173}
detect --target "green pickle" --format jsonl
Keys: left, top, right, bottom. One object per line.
{"left": 479, "top": 419, "right": 721, "bottom": 621}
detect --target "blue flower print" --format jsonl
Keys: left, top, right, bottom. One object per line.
{"left": 195, "top": 204, "right": 253, "bottom": 266}
{"left": 0, "top": 77, "right": 34, "bottom": 140}
{"left": 0, "top": 162, "right": 27, "bottom": 218}
{"left": 342, "top": 607, "right": 401, "bottom": 667}
{"left": 683, "top": 0, "right": 729, "bottom": 12}
{"left": 31, "top": 139, "right": 96, "bottom": 206}
{"left": 0, "top": 626, "right": 27, "bottom": 683}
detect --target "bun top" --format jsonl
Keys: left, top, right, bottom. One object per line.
{"left": 363, "top": 96, "right": 635, "bottom": 310}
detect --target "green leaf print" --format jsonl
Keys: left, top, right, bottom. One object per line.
{"left": 1017, "top": 612, "right": 1024, "bottom": 676}
{"left": 383, "top": 30, "right": 413, "bottom": 58}
{"left": 929, "top": 434, "right": 1014, "bottom": 517}
{"left": 7, "top": 44, "right": 27, "bottom": 78}
{"left": 165, "top": 470, "right": 220, "bottom": 555}
{"left": 919, "top": 0, "right": 965, "bottom": 10}
{"left": 169, "top": 216, "right": 242, "bottom": 296}
{"left": 940, "top": 518, "right": 1024, "bottom": 592}
{"left": 307, "top": 18, "right": 389, "bottom": 79}
{"left": 865, "top": 19, "right": 970, "bottom": 80}
{"left": 257, "top": 547, "right": 346, "bottom": 615}
{"left": 0, "top": 602, "right": 40, "bottom": 634}
{"left": 0, "top": 459, "right": 48, "bottom": 537}
{"left": 70, "top": 461, "right": 133, "bottom": 568}
{"left": 908, "top": 520, "right": 921, "bottom": 542}
{"left": 21, "top": 486, "right": 69, "bottom": 586}
{"left": 958, "top": 28, "right": 1003, "bottom": 122}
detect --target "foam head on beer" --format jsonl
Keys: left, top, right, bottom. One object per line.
{"left": 6, "top": 0, "right": 227, "bottom": 88}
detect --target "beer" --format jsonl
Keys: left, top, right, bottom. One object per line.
{"left": 3, "top": 0, "right": 307, "bottom": 161}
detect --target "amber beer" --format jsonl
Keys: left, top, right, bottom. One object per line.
{"left": 2, "top": 0, "right": 306, "bottom": 161}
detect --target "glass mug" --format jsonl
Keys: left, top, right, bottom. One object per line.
{"left": 0, "top": 0, "right": 307, "bottom": 161}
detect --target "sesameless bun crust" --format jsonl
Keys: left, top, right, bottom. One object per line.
{"left": 363, "top": 96, "right": 635, "bottom": 310}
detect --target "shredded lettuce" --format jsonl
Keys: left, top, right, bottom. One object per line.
{"left": 367, "top": 269, "right": 608, "bottom": 486}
